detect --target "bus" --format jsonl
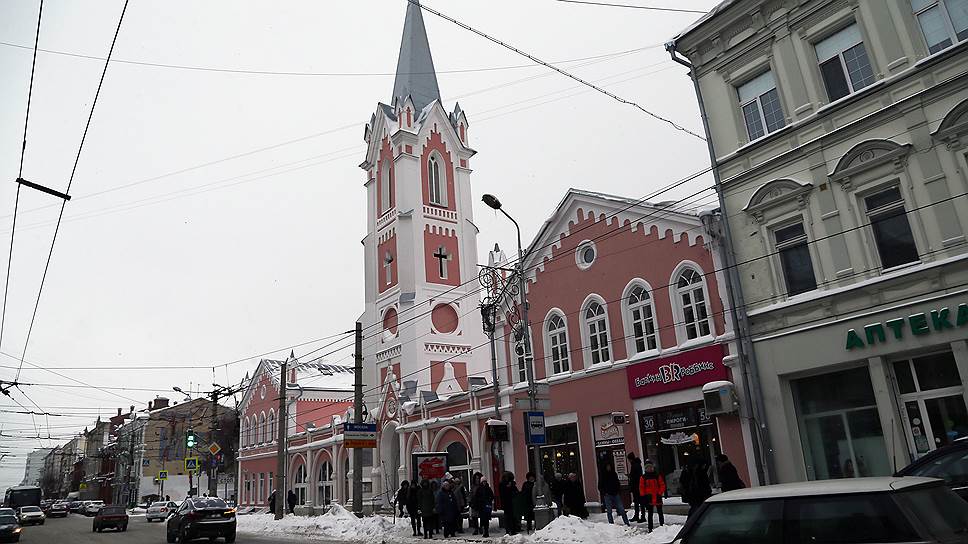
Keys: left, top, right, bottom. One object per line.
{"left": 3, "top": 486, "right": 42, "bottom": 509}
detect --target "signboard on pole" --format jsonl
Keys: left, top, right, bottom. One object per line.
{"left": 185, "top": 457, "right": 199, "bottom": 472}
{"left": 411, "top": 452, "right": 448, "bottom": 483}
{"left": 208, "top": 442, "right": 221, "bottom": 456}
{"left": 158, "top": 470, "right": 168, "bottom": 481}
{"left": 343, "top": 423, "right": 377, "bottom": 448}
{"left": 524, "top": 411, "right": 546, "bottom": 445}
{"left": 514, "top": 397, "right": 551, "bottom": 410}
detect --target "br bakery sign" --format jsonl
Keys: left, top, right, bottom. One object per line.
{"left": 625, "top": 344, "right": 727, "bottom": 399}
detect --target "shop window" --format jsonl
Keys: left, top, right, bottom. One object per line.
{"left": 793, "top": 367, "right": 891, "bottom": 480}
{"left": 674, "top": 267, "right": 712, "bottom": 341}
{"left": 912, "top": 0, "right": 968, "bottom": 54}
{"left": 686, "top": 499, "right": 783, "bottom": 544}
{"left": 737, "top": 70, "right": 785, "bottom": 141}
{"left": 258, "top": 473, "right": 265, "bottom": 502}
{"left": 584, "top": 300, "right": 611, "bottom": 364}
{"left": 625, "top": 283, "right": 659, "bottom": 354}
{"left": 815, "top": 24, "right": 876, "bottom": 101}
{"left": 546, "top": 313, "right": 570, "bottom": 375}
{"left": 864, "top": 186, "right": 919, "bottom": 269}
{"left": 317, "top": 461, "right": 334, "bottom": 506}
{"left": 774, "top": 222, "right": 817, "bottom": 296}
{"left": 528, "top": 423, "right": 581, "bottom": 478}
{"left": 894, "top": 351, "right": 968, "bottom": 454}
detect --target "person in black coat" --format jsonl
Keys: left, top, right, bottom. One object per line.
{"left": 546, "top": 471, "right": 565, "bottom": 516}
{"left": 521, "top": 472, "right": 536, "bottom": 532}
{"left": 267, "top": 490, "right": 276, "bottom": 515}
{"left": 396, "top": 481, "right": 410, "bottom": 518}
{"left": 286, "top": 489, "right": 297, "bottom": 514}
{"left": 498, "top": 472, "right": 519, "bottom": 535}
{"left": 626, "top": 452, "right": 643, "bottom": 522}
{"left": 418, "top": 479, "right": 436, "bottom": 539}
{"left": 562, "top": 473, "right": 588, "bottom": 519}
{"left": 715, "top": 454, "right": 746, "bottom": 492}
{"left": 436, "top": 480, "right": 460, "bottom": 538}
{"left": 597, "top": 463, "right": 629, "bottom": 526}
{"left": 680, "top": 456, "right": 712, "bottom": 517}
{"left": 405, "top": 480, "right": 422, "bottom": 536}
{"left": 470, "top": 478, "right": 495, "bottom": 538}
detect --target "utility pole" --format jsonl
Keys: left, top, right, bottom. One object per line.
{"left": 352, "top": 321, "right": 363, "bottom": 515}
{"left": 275, "top": 354, "right": 288, "bottom": 520}
{"left": 125, "top": 413, "right": 135, "bottom": 506}
{"left": 209, "top": 389, "right": 219, "bottom": 497}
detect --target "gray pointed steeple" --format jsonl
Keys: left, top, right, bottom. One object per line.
{"left": 392, "top": 0, "right": 441, "bottom": 113}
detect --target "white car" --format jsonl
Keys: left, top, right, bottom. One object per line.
{"left": 82, "top": 500, "right": 105, "bottom": 516}
{"left": 145, "top": 501, "right": 176, "bottom": 522}
{"left": 17, "top": 506, "right": 45, "bottom": 526}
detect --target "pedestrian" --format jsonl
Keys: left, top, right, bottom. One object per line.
{"left": 396, "top": 481, "right": 410, "bottom": 518}
{"left": 418, "top": 479, "right": 436, "bottom": 539}
{"left": 468, "top": 472, "right": 482, "bottom": 535}
{"left": 165, "top": 495, "right": 170, "bottom": 502}
{"left": 598, "top": 463, "right": 629, "bottom": 526}
{"left": 286, "top": 489, "right": 297, "bottom": 514}
{"left": 470, "top": 477, "right": 494, "bottom": 538}
{"left": 498, "top": 472, "right": 519, "bottom": 535}
{"left": 431, "top": 479, "right": 442, "bottom": 535}
{"left": 436, "top": 480, "right": 460, "bottom": 538}
{"left": 638, "top": 460, "right": 666, "bottom": 532}
{"left": 521, "top": 472, "right": 536, "bottom": 532}
{"left": 715, "top": 454, "right": 746, "bottom": 492}
{"left": 547, "top": 472, "right": 565, "bottom": 516}
{"left": 562, "top": 473, "right": 588, "bottom": 519}
{"left": 407, "top": 480, "right": 422, "bottom": 536}
{"left": 267, "top": 490, "right": 276, "bottom": 514}
{"left": 453, "top": 477, "right": 467, "bottom": 533}
{"left": 626, "top": 452, "right": 643, "bottom": 523}
{"left": 679, "top": 456, "right": 712, "bottom": 517}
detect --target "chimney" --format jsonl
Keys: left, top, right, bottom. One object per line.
{"left": 148, "top": 401, "right": 153, "bottom": 411}
{"left": 117, "top": 408, "right": 122, "bottom": 417}
{"left": 153, "top": 396, "right": 170, "bottom": 409}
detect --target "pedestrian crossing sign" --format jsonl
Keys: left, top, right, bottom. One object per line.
{"left": 185, "top": 457, "right": 199, "bottom": 472}
{"left": 158, "top": 470, "right": 168, "bottom": 481}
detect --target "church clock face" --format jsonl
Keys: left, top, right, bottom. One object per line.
{"left": 386, "top": 397, "right": 398, "bottom": 418}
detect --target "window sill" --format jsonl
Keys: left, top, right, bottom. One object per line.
{"left": 879, "top": 260, "right": 922, "bottom": 275}
{"left": 675, "top": 334, "right": 716, "bottom": 352}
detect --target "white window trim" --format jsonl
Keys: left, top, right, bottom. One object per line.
{"left": 669, "top": 261, "right": 715, "bottom": 345}
{"left": 737, "top": 70, "right": 783, "bottom": 141}
{"left": 621, "top": 279, "right": 661, "bottom": 358}
{"left": 575, "top": 239, "right": 597, "bottom": 270}
{"left": 543, "top": 308, "right": 572, "bottom": 377}
{"left": 428, "top": 153, "right": 446, "bottom": 207}
{"left": 768, "top": 214, "right": 821, "bottom": 299}
{"left": 912, "top": 0, "right": 967, "bottom": 54}
{"left": 859, "top": 183, "right": 923, "bottom": 272}
{"left": 580, "top": 294, "right": 612, "bottom": 367}
{"left": 814, "top": 23, "right": 874, "bottom": 99}
{"left": 513, "top": 324, "right": 535, "bottom": 384}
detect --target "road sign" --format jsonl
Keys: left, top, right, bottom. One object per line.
{"left": 208, "top": 442, "right": 221, "bottom": 456}
{"left": 158, "top": 470, "right": 168, "bottom": 481}
{"left": 185, "top": 457, "right": 199, "bottom": 472}
{"left": 142, "top": 458, "right": 150, "bottom": 467}
{"left": 343, "top": 422, "right": 377, "bottom": 448}
{"left": 515, "top": 397, "right": 551, "bottom": 410}
{"left": 524, "top": 411, "right": 546, "bottom": 445}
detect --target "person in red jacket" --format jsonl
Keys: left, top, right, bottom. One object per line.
{"left": 638, "top": 460, "right": 666, "bottom": 532}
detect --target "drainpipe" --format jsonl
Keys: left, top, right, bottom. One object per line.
{"left": 666, "top": 42, "right": 776, "bottom": 486}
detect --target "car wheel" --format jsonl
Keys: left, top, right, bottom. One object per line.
{"left": 166, "top": 526, "right": 176, "bottom": 543}
{"left": 122, "top": 524, "right": 127, "bottom": 532}
{"left": 180, "top": 526, "right": 191, "bottom": 543}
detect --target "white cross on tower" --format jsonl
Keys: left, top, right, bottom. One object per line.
{"left": 433, "top": 246, "right": 450, "bottom": 279}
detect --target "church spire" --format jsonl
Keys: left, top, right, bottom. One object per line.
{"left": 391, "top": 0, "right": 440, "bottom": 113}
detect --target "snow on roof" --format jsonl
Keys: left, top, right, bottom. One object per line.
{"left": 668, "top": 0, "right": 736, "bottom": 48}
{"left": 260, "top": 358, "right": 354, "bottom": 392}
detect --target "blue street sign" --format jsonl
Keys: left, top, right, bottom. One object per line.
{"left": 524, "top": 411, "right": 546, "bottom": 445}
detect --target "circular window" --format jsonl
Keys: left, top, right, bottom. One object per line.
{"left": 431, "top": 304, "right": 459, "bottom": 333}
{"left": 576, "top": 240, "right": 597, "bottom": 270}
{"left": 383, "top": 307, "right": 399, "bottom": 335}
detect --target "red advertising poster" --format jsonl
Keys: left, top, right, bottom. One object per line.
{"left": 412, "top": 452, "right": 449, "bottom": 482}
{"left": 625, "top": 344, "right": 728, "bottom": 399}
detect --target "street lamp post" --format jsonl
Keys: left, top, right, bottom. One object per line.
{"left": 482, "top": 194, "right": 552, "bottom": 528}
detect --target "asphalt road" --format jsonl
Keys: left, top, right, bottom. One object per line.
{"left": 14, "top": 513, "right": 338, "bottom": 544}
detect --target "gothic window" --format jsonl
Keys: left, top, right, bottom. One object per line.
{"left": 380, "top": 163, "right": 393, "bottom": 213}
{"left": 546, "top": 313, "right": 570, "bottom": 375}
{"left": 428, "top": 155, "right": 444, "bottom": 206}
{"left": 268, "top": 410, "right": 275, "bottom": 443}
{"left": 294, "top": 464, "right": 308, "bottom": 505}
{"left": 242, "top": 417, "right": 249, "bottom": 447}
{"left": 259, "top": 412, "right": 267, "bottom": 444}
{"left": 433, "top": 246, "right": 450, "bottom": 280}
{"left": 584, "top": 300, "right": 611, "bottom": 365}
{"left": 675, "top": 267, "right": 712, "bottom": 341}
{"left": 317, "top": 461, "right": 334, "bottom": 506}
{"left": 625, "top": 283, "right": 659, "bottom": 354}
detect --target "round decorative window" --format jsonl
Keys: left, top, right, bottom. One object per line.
{"left": 576, "top": 240, "right": 597, "bottom": 270}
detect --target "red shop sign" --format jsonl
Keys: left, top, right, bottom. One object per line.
{"left": 625, "top": 344, "right": 728, "bottom": 398}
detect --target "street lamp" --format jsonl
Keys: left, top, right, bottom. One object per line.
{"left": 481, "top": 193, "right": 551, "bottom": 524}
{"left": 172, "top": 387, "right": 192, "bottom": 402}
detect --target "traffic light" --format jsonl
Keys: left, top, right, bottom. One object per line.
{"left": 186, "top": 429, "right": 197, "bottom": 449}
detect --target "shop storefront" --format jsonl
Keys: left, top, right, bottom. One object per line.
{"left": 528, "top": 423, "right": 582, "bottom": 478}
{"left": 591, "top": 414, "right": 629, "bottom": 484}
{"left": 638, "top": 403, "right": 720, "bottom": 493}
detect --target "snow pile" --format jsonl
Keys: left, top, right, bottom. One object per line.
{"left": 235, "top": 505, "right": 412, "bottom": 542}
{"left": 506, "top": 515, "right": 682, "bottom": 544}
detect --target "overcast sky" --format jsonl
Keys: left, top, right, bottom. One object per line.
{"left": 0, "top": 0, "right": 718, "bottom": 488}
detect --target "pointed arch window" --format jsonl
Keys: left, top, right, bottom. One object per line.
{"left": 259, "top": 412, "right": 267, "bottom": 444}
{"left": 294, "top": 464, "right": 308, "bottom": 505}
{"left": 546, "top": 314, "right": 570, "bottom": 375}
{"left": 626, "top": 284, "right": 659, "bottom": 354}
{"left": 380, "top": 163, "right": 393, "bottom": 213}
{"left": 317, "top": 460, "right": 334, "bottom": 506}
{"left": 584, "top": 300, "right": 611, "bottom": 365}
{"left": 428, "top": 155, "right": 444, "bottom": 206}
{"left": 675, "top": 267, "right": 712, "bottom": 340}
{"left": 242, "top": 417, "right": 249, "bottom": 447}
{"left": 268, "top": 410, "right": 275, "bottom": 443}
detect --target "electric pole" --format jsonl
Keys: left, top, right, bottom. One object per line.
{"left": 209, "top": 389, "right": 219, "bottom": 497}
{"left": 352, "top": 321, "right": 363, "bottom": 515}
{"left": 275, "top": 354, "right": 288, "bottom": 520}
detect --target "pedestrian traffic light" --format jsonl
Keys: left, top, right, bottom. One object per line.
{"left": 186, "top": 430, "right": 197, "bottom": 449}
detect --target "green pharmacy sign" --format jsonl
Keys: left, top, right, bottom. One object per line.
{"left": 846, "top": 304, "right": 968, "bottom": 350}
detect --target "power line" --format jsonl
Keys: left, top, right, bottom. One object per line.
{"left": 412, "top": 0, "right": 705, "bottom": 140}
{"left": 552, "top": 0, "right": 707, "bottom": 13}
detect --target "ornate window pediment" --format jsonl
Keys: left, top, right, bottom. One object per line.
{"left": 829, "top": 139, "right": 912, "bottom": 183}
{"left": 744, "top": 178, "right": 813, "bottom": 223}
{"left": 932, "top": 98, "right": 968, "bottom": 151}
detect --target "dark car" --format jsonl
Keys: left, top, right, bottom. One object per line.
{"left": 92, "top": 506, "right": 128, "bottom": 533}
{"left": 0, "top": 514, "right": 21, "bottom": 543}
{"left": 166, "top": 498, "right": 235, "bottom": 543}
{"left": 67, "top": 501, "right": 82, "bottom": 513}
{"left": 47, "top": 502, "right": 69, "bottom": 518}
{"left": 896, "top": 439, "right": 968, "bottom": 500}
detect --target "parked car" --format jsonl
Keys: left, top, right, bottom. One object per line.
{"left": 896, "top": 439, "right": 968, "bottom": 500}
{"left": 0, "top": 513, "right": 22, "bottom": 543}
{"left": 0, "top": 510, "right": 13, "bottom": 518}
{"left": 146, "top": 501, "right": 177, "bottom": 522}
{"left": 670, "top": 477, "right": 968, "bottom": 544}
{"left": 166, "top": 497, "right": 236, "bottom": 543}
{"left": 67, "top": 500, "right": 82, "bottom": 513}
{"left": 92, "top": 505, "right": 128, "bottom": 533}
{"left": 16, "top": 506, "right": 44, "bottom": 526}
{"left": 82, "top": 500, "right": 105, "bottom": 516}
{"left": 47, "top": 503, "right": 69, "bottom": 518}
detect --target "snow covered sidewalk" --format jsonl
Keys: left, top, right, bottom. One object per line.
{"left": 235, "top": 504, "right": 683, "bottom": 544}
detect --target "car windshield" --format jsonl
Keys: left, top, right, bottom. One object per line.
{"left": 0, "top": 515, "right": 17, "bottom": 524}
{"left": 101, "top": 507, "right": 125, "bottom": 515}
{"left": 21, "top": 507, "right": 40, "bottom": 512}
{"left": 192, "top": 498, "right": 227, "bottom": 509}
{"left": 905, "top": 448, "right": 968, "bottom": 487}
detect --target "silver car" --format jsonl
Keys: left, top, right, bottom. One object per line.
{"left": 82, "top": 500, "right": 105, "bottom": 516}
{"left": 17, "top": 506, "right": 44, "bottom": 526}
{"left": 146, "top": 501, "right": 176, "bottom": 522}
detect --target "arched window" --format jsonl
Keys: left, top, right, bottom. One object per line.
{"left": 259, "top": 412, "right": 267, "bottom": 444}
{"left": 445, "top": 442, "right": 470, "bottom": 487}
{"left": 584, "top": 300, "right": 611, "bottom": 365}
{"left": 268, "top": 410, "right": 275, "bottom": 443}
{"left": 242, "top": 417, "right": 249, "bottom": 447}
{"left": 380, "top": 163, "right": 392, "bottom": 213}
{"left": 546, "top": 314, "right": 570, "bottom": 375}
{"left": 294, "top": 464, "right": 308, "bottom": 505}
{"left": 675, "top": 267, "right": 711, "bottom": 340}
{"left": 428, "top": 155, "right": 443, "bottom": 205}
{"left": 317, "top": 461, "right": 334, "bottom": 506}
{"left": 626, "top": 284, "right": 659, "bottom": 354}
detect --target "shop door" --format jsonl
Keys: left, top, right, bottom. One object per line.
{"left": 894, "top": 352, "right": 968, "bottom": 457}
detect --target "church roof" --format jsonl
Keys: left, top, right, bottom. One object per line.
{"left": 391, "top": 0, "right": 441, "bottom": 113}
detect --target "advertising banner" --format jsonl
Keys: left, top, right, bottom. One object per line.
{"left": 412, "top": 452, "right": 449, "bottom": 483}
{"left": 626, "top": 344, "right": 728, "bottom": 398}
